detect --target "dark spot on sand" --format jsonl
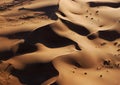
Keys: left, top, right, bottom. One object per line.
{"left": 114, "top": 54, "right": 117, "bottom": 57}
{"left": 103, "top": 60, "right": 111, "bottom": 65}
{"left": 72, "top": 71, "right": 75, "bottom": 73}
{"left": 114, "top": 42, "right": 118, "bottom": 46}
{"left": 96, "top": 10, "right": 99, "bottom": 13}
{"left": 89, "top": 13, "right": 92, "bottom": 15}
{"left": 74, "top": 67, "right": 77, "bottom": 69}
{"left": 91, "top": 18, "right": 93, "bottom": 20}
{"left": 99, "top": 25, "right": 104, "bottom": 27}
{"left": 100, "top": 42, "right": 106, "bottom": 46}
{"left": 118, "top": 20, "right": 120, "bottom": 23}
{"left": 85, "top": 16, "right": 88, "bottom": 18}
{"left": 117, "top": 49, "right": 120, "bottom": 52}
{"left": 106, "top": 70, "right": 109, "bottom": 72}
{"left": 86, "top": 10, "right": 88, "bottom": 13}
{"left": 100, "top": 75, "right": 102, "bottom": 77}
{"left": 84, "top": 72, "right": 87, "bottom": 75}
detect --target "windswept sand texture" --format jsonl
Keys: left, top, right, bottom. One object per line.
{"left": 0, "top": 0, "right": 120, "bottom": 85}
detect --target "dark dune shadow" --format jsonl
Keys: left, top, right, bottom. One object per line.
{"left": 19, "top": 5, "right": 59, "bottom": 20}
{"left": 61, "top": 19, "right": 90, "bottom": 36}
{"left": 3, "top": 25, "right": 80, "bottom": 55}
{"left": 0, "top": 51, "right": 14, "bottom": 60}
{"left": 5, "top": 25, "right": 78, "bottom": 48}
{"left": 88, "top": 2, "right": 120, "bottom": 8}
{"left": 87, "top": 30, "right": 120, "bottom": 41}
{"left": 5, "top": 31, "right": 30, "bottom": 39}
{"left": 16, "top": 43, "right": 37, "bottom": 55}
{"left": 98, "top": 30, "right": 120, "bottom": 41}
{"left": 25, "top": 25, "right": 78, "bottom": 48}
{"left": 12, "top": 62, "right": 58, "bottom": 85}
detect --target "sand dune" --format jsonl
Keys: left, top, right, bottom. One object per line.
{"left": 0, "top": 0, "right": 120, "bottom": 85}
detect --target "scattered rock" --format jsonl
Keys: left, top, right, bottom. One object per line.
{"left": 117, "top": 49, "right": 120, "bottom": 52}
{"left": 114, "top": 42, "right": 118, "bottom": 46}
{"left": 100, "top": 42, "right": 106, "bottom": 46}
{"left": 72, "top": 71, "right": 75, "bottom": 73}
{"left": 99, "top": 25, "right": 104, "bottom": 27}
{"left": 100, "top": 75, "right": 102, "bottom": 78}
{"left": 103, "top": 59, "right": 111, "bottom": 66}
{"left": 84, "top": 72, "right": 87, "bottom": 75}
{"left": 106, "top": 70, "right": 109, "bottom": 72}
{"left": 96, "top": 10, "right": 99, "bottom": 13}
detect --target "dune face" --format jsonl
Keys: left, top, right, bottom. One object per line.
{"left": 0, "top": 0, "right": 120, "bottom": 85}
